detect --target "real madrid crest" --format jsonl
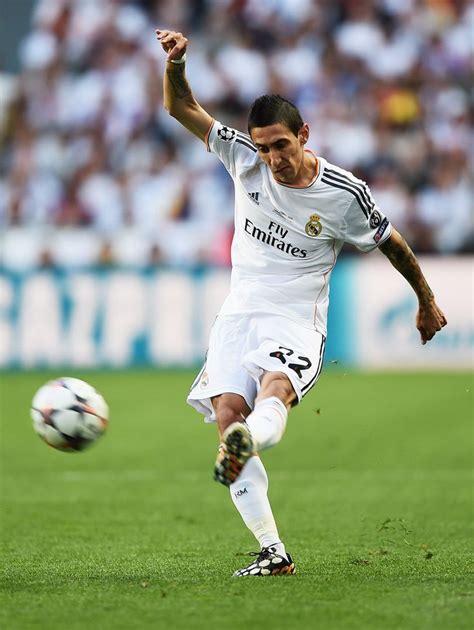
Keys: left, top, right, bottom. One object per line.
{"left": 200, "top": 372, "right": 209, "bottom": 388}
{"left": 305, "top": 214, "right": 322, "bottom": 237}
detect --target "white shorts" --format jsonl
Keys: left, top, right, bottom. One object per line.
{"left": 187, "top": 313, "right": 326, "bottom": 422}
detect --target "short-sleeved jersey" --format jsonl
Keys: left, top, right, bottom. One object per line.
{"left": 206, "top": 120, "right": 392, "bottom": 335}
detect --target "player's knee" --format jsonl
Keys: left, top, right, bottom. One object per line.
{"left": 212, "top": 394, "right": 248, "bottom": 437}
{"left": 215, "top": 405, "right": 242, "bottom": 437}
{"left": 259, "top": 372, "right": 296, "bottom": 407}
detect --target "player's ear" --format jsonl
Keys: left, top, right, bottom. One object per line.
{"left": 298, "top": 123, "right": 309, "bottom": 145}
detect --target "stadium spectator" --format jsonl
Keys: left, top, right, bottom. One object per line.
{"left": 0, "top": 0, "right": 472, "bottom": 270}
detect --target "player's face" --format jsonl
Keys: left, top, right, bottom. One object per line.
{"left": 250, "top": 122, "right": 309, "bottom": 185}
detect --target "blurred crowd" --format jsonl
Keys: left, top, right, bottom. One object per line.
{"left": 0, "top": 0, "right": 472, "bottom": 270}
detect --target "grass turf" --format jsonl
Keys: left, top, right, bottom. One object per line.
{"left": 0, "top": 369, "right": 472, "bottom": 630}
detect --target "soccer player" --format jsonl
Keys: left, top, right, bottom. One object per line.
{"left": 156, "top": 29, "right": 447, "bottom": 577}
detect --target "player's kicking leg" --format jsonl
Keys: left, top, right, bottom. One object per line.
{"left": 212, "top": 373, "right": 296, "bottom": 576}
{"left": 213, "top": 371, "right": 295, "bottom": 486}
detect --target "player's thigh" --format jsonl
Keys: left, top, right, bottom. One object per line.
{"left": 187, "top": 315, "right": 258, "bottom": 422}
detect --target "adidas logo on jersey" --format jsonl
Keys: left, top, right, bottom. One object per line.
{"left": 248, "top": 192, "right": 260, "bottom": 204}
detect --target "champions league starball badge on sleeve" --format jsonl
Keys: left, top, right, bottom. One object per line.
{"left": 217, "top": 126, "right": 236, "bottom": 142}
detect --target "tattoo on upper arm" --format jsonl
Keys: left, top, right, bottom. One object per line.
{"left": 167, "top": 66, "right": 192, "bottom": 99}
{"left": 380, "top": 236, "right": 415, "bottom": 266}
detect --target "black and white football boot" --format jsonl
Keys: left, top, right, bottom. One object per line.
{"left": 233, "top": 546, "right": 296, "bottom": 577}
{"left": 213, "top": 422, "right": 255, "bottom": 486}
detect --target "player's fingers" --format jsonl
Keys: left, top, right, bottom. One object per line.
{"left": 434, "top": 316, "right": 445, "bottom": 332}
{"left": 159, "top": 33, "right": 177, "bottom": 45}
{"left": 159, "top": 30, "right": 180, "bottom": 43}
{"left": 160, "top": 37, "right": 183, "bottom": 55}
{"left": 160, "top": 30, "right": 183, "bottom": 43}
{"left": 427, "top": 324, "right": 442, "bottom": 342}
{"left": 418, "top": 325, "right": 427, "bottom": 344}
{"left": 169, "top": 33, "right": 186, "bottom": 49}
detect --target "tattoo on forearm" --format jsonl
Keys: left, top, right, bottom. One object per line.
{"left": 166, "top": 66, "right": 192, "bottom": 99}
{"left": 381, "top": 238, "right": 434, "bottom": 302}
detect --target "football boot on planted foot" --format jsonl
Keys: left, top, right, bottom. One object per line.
{"left": 233, "top": 546, "right": 296, "bottom": 577}
{"left": 213, "top": 422, "right": 254, "bottom": 486}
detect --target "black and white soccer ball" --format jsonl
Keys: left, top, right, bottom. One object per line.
{"left": 31, "top": 377, "right": 109, "bottom": 452}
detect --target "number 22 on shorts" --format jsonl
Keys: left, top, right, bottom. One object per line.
{"left": 269, "top": 346, "right": 312, "bottom": 378}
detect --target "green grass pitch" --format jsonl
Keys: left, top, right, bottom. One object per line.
{"left": 0, "top": 369, "right": 472, "bottom": 630}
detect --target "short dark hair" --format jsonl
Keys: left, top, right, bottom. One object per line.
{"left": 248, "top": 95, "right": 304, "bottom": 137}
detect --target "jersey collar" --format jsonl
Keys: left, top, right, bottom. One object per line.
{"left": 274, "top": 150, "right": 321, "bottom": 190}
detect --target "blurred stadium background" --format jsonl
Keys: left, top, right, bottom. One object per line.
{"left": 0, "top": 0, "right": 472, "bottom": 369}
{"left": 1, "top": 4, "right": 472, "bottom": 629}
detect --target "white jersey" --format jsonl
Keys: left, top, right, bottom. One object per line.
{"left": 206, "top": 120, "right": 392, "bottom": 336}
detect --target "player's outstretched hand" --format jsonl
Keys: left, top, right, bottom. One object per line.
{"left": 416, "top": 301, "right": 447, "bottom": 345}
{"left": 156, "top": 29, "right": 188, "bottom": 62}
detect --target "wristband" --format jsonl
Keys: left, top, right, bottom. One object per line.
{"left": 169, "top": 53, "right": 186, "bottom": 64}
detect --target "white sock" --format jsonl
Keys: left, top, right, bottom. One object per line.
{"left": 245, "top": 396, "right": 288, "bottom": 451}
{"left": 230, "top": 455, "right": 287, "bottom": 558}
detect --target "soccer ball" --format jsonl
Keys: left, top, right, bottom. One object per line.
{"left": 31, "top": 377, "right": 109, "bottom": 452}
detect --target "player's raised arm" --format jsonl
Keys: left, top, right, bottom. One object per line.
{"left": 379, "top": 228, "right": 447, "bottom": 344}
{"left": 156, "top": 29, "right": 213, "bottom": 142}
